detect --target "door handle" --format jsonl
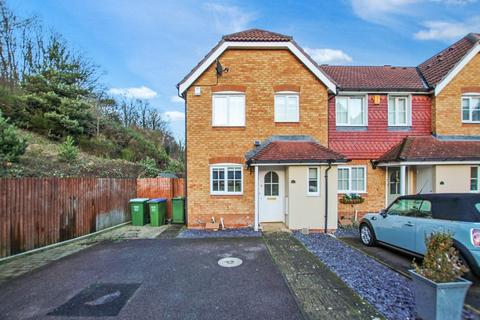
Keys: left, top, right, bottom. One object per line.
{"left": 404, "top": 222, "right": 413, "bottom": 227}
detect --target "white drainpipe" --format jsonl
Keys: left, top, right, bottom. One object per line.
{"left": 254, "top": 165, "right": 259, "bottom": 231}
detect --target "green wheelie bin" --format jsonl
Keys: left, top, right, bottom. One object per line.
{"left": 129, "top": 198, "right": 149, "bottom": 226}
{"left": 172, "top": 197, "right": 185, "bottom": 224}
{"left": 148, "top": 198, "right": 167, "bottom": 226}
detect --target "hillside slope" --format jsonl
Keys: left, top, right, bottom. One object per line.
{"left": 4, "top": 130, "right": 145, "bottom": 178}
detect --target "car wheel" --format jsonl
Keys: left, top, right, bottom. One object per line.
{"left": 458, "top": 253, "right": 478, "bottom": 282}
{"left": 360, "top": 224, "right": 375, "bottom": 246}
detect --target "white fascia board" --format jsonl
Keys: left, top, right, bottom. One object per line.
{"left": 435, "top": 43, "right": 480, "bottom": 96}
{"left": 178, "top": 41, "right": 337, "bottom": 94}
{"left": 376, "top": 160, "right": 480, "bottom": 167}
{"left": 339, "top": 91, "right": 431, "bottom": 95}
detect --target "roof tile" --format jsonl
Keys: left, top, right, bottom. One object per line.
{"left": 320, "top": 65, "right": 427, "bottom": 91}
{"left": 375, "top": 136, "right": 480, "bottom": 163}
{"left": 223, "top": 29, "right": 292, "bottom": 42}
{"left": 418, "top": 33, "right": 480, "bottom": 87}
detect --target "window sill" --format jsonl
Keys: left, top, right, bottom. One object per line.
{"left": 462, "top": 122, "right": 480, "bottom": 125}
{"left": 275, "top": 122, "right": 300, "bottom": 126}
{"left": 210, "top": 194, "right": 243, "bottom": 197}
{"left": 388, "top": 126, "right": 412, "bottom": 132}
{"left": 212, "top": 126, "right": 246, "bottom": 130}
{"left": 335, "top": 126, "right": 367, "bottom": 132}
{"left": 307, "top": 194, "right": 320, "bottom": 197}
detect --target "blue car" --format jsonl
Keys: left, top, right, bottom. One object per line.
{"left": 359, "top": 193, "right": 480, "bottom": 276}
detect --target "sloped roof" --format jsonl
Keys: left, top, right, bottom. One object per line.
{"left": 418, "top": 33, "right": 480, "bottom": 88}
{"left": 375, "top": 136, "right": 480, "bottom": 164}
{"left": 222, "top": 29, "right": 292, "bottom": 42}
{"left": 246, "top": 136, "right": 347, "bottom": 165}
{"left": 320, "top": 65, "right": 428, "bottom": 92}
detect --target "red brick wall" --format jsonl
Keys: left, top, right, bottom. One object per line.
{"left": 328, "top": 94, "right": 432, "bottom": 159}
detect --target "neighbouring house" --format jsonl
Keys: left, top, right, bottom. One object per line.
{"left": 177, "top": 29, "right": 480, "bottom": 231}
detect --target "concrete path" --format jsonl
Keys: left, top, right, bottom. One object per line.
{"left": 0, "top": 224, "right": 169, "bottom": 284}
{"left": 0, "top": 238, "right": 302, "bottom": 320}
{"left": 264, "top": 232, "right": 383, "bottom": 320}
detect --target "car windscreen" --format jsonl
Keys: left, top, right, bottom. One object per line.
{"left": 431, "top": 197, "right": 480, "bottom": 222}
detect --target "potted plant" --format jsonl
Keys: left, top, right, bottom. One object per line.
{"left": 339, "top": 193, "right": 364, "bottom": 205}
{"left": 409, "top": 232, "right": 471, "bottom": 320}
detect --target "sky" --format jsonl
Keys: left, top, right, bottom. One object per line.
{"left": 9, "top": 0, "right": 480, "bottom": 141}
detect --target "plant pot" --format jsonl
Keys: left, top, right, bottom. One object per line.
{"left": 339, "top": 199, "right": 364, "bottom": 205}
{"left": 409, "top": 269, "right": 472, "bottom": 320}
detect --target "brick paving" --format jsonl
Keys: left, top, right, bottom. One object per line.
{"left": 263, "top": 232, "right": 383, "bottom": 320}
{"left": 0, "top": 224, "right": 170, "bottom": 284}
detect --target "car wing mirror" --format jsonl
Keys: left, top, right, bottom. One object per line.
{"left": 379, "top": 209, "right": 387, "bottom": 218}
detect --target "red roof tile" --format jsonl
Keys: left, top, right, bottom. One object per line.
{"left": 223, "top": 29, "right": 292, "bottom": 42}
{"left": 375, "top": 136, "right": 480, "bottom": 163}
{"left": 248, "top": 141, "right": 347, "bottom": 164}
{"left": 320, "top": 65, "right": 427, "bottom": 91}
{"left": 418, "top": 33, "right": 480, "bottom": 88}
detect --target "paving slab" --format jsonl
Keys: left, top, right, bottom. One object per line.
{"left": 263, "top": 232, "right": 383, "bottom": 320}
{"left": 0, "top": 237, "right": 302, "bottom": 320}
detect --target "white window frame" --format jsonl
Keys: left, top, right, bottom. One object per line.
{"left": 210, "top": 164, "right": 243, "bottom": 195}
{"left": 212, "top": 92, "right": 245, "bottom": 127}
{"left": 471, "top": 166, "right": 479, "bottom": 192}
{"left": 274, "top": 91, "right": 299, "bottom": 122}
{"left": 337, "top": 166, "right": 367, "bottom": 194}
{"left": 388, "top": 95, "right": 411, "bottom": 127}
{"left": 307, "top": 167, "right": 320, "bottom": 196}
{"left": 461, "top": 93, "right": 480, "bottom": 124}
{"left": 335, "top": 95, "right": 367, "bottom": 126}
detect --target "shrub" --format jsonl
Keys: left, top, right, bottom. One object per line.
{"left": 0, "top": 112, "right": 27, "bottom": 164}
{"left": 59, "top": 136, "right": 79, "bottom": 161}
{"left": 139, "top": 157, "right": 160, "bottom": 177}
{"left": 413, "top": 232, "right": 469, "bottom": 283}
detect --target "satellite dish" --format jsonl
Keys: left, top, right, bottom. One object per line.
{"left": 215, "top": 60, "right": 228, "bottom": 76}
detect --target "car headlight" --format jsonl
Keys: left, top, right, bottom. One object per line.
{"left": 471, "top": 229, "right": 480, "bottom": 247}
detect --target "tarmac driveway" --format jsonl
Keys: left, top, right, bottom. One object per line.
{"left": 0, "top": 238, "right": 302, "bottom": 320}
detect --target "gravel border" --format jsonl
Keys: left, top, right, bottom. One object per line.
{"left": 294, "top": 232, "right": 476, "bottom": 320}
{"left": 177, "top": 228, "right": 261, "bottom": 239}
{"left": 335, "top": 227, "right": 359, "bottom": 238}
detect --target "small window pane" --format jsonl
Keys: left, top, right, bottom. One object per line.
{"left": 462, "top": 98, "right": 470, "bottom": 121}
{"left": 308, "top": 168, "right": 318, "bottom": 194}
{"left": 234, "top": 180, "right": 241, "bottom": 192}
{"left": 349, "top": 98, "right": 364, "bottom": 125}
{"left": 471, "top": 167, "right": 478, "bottom": 191}
{"left": 473, "top": 98, "right": 480, "bottom": 122}
{"left": 213, "top": 96, "right": 228, "bottom": 125}
{"left": 336, "top": 98, "right": 348, "bottom": 124}
{"left": 228, "top": 96, "right": 245, "bottom": 126}
{"left": 272, "top": 184, "right": 279, "bottom": 196}
{"left": 265, "top": 184, "right": 272, "bottom": 196}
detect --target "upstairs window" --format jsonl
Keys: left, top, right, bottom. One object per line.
{"left": 388, "top": 96, "right": 410, "bottom": 126}
{"left": 336, "top": 96, "right": 366, "bottom": 126}
{"left": 275, "top": 93, "right": 299, "bottom": 122}
{"left": 212, "top": 93, "right": 245, "bottom": 126}
{"left": 338, "top": 166, "right": 366, "bottom": 193}
{"left": 211, "top": 165, "right": 243, "bottom": 195}
{"left": 462, "top": 95, "right": 480, "bottom": 123}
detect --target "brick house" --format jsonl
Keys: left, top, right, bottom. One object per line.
{"left": 177, "top": 29, "right": 480, "bottom": 231}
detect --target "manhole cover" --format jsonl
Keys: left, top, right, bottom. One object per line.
{"left": 48, "top": 283, "right": 140, "bottom": 317}
{"left": 218, "top": 257, "right": 243, "bottom": 268}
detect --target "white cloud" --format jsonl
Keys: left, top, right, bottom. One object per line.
{"left": 170, "top": 95, "right": 184, "bottom": 103}
{"left": 304, "top": 48, "right": 353, "bottom": 65}
{"left": 163, "top": 111, "right": 185, "bottom": 122}
{"left": 203, "top": 3, "right": 255, "bottom": 33}
{"left": 108, "top": 86, "right": 158, "bottom": 99}
{"left": 414, "top": 16, "right": 480, "bottom": 41}
{"left": 350, "top": 0, "right": 418, "bottom": 22}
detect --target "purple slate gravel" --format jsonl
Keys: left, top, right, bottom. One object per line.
{"left": 294, "top": 232, "right": 477, "bottom": 320}
{"left": 177, "top": 228, "right": 261, "bottom": 239}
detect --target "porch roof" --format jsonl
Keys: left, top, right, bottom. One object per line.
{"left": 374, "top": 136, "right": 480, "bottom": 165}
{"left": 246, "top": 136, "right": 347, "bottom": 165}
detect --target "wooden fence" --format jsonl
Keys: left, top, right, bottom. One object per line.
{"left": 0, "top": 177, "right": 185, "bottom": 258}
{"left": 136, "top": 178, "right": 185, "bottom": 219}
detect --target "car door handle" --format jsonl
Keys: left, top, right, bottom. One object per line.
{"left": 404, "top": 222, "right": 414, "bottom": 227}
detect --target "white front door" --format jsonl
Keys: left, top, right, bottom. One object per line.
{"left": 259, "top": 169, "right": 285, "bottom": 222}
